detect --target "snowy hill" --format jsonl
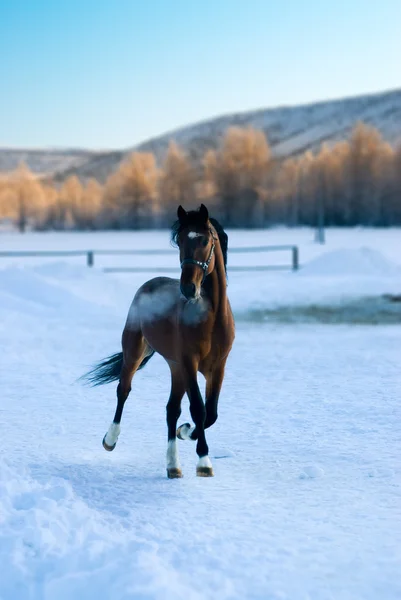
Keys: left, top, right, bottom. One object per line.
{"left": 134, "top": 87, "right": 401, "bottom": 161}
{"left": 1, "top": 88, "right": 400, "bottom": 182}
{"left": 0, "top": 148, "right": 95, "bottom": 176}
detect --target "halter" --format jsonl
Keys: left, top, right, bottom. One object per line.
{"left": 180, "top": 234, "right": 216, "bottom": 283}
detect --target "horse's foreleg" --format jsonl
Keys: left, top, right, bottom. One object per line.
{"left": 204, "top": 363, "right": 226, "bottom": 430}
{"left": 179, "top": 362, "right": 226, "bottom": 443}
{"left": 179, "top": 363, "right": 213, "bottom": 477}
{"left": 166, "top": 368, "right": 185, "bottom": 479}
{"left": 103, "top": 329, "right": 147, "bottom": 451}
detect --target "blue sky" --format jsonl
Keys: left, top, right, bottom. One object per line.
{"left": 0, "top": 0, "right": 400, "bottom": 149}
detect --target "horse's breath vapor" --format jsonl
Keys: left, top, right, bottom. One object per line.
{"left": 82, "top": 204, "right": 235, "bottom": 478}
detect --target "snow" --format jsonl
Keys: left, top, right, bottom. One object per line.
{"left": 1, "top": 227, "right": 400, "bottom": 323}
{"left": 1, "top": 227, "right": 401, "bottom": 599}
{"left": 300, "top": 247, "right": 401, "bottom": 277}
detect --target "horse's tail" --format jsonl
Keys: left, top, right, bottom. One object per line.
{"left": 81, "top": 350, "right": 155, "bottom": 387}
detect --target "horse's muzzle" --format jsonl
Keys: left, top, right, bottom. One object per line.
{"left": 180, "top": 282, "right": 196, "bottom": 300}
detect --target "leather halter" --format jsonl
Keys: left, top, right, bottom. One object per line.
{"left": 180, "top": 233, "right": 216, "bottom": 283}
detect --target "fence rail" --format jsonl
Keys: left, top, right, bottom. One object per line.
{"left": 0, "top": 245, "right": 299, "bottom": 271}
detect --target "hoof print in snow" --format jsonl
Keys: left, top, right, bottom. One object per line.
{"left": 102, "top": 435, "right": 117, "bottom": 452}
{"left": 211, "top": 448, "right": 235, "bottom": 459}
{"left": 299, "top": 466, "right": 324, "bottom": 479}
{"left": 167, "top": 468, "right": 183, "bottom": 479}
{"left": 367, "top": 468, "right": 394, "bottom": 479}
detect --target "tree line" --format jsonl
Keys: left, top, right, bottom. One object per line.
{"left": 1, "top": 122, "right": 400, "bottom": 232}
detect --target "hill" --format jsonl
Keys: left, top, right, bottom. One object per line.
{"left": 1, "top": 88, "right": 400, "bottom": 182}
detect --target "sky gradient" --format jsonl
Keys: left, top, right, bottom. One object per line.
{"left": 1, "top": 0, "right": 400, "bottom": 149}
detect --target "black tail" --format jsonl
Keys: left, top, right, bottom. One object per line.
{"left": 81, "top": 350, "right": 155, "bottom": 387}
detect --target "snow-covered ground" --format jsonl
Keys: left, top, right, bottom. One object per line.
{"left": 0, "top": 228, "right": 400, "bottom": 599}
{"left": 1, "top": 227, "right": 400, "bottom": 321}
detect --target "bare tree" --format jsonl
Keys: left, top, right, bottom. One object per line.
{"left": 81, "top": 178, "right": 103, "bottom": 229}
{"left": 103, "top": 153, "right": 159, "bottom": 228}
{"left": 345, "top": 122, "right": 386, "bottom": 224}
{"left": 159, "top": 142, "right": 195, "bottom": 222}
{"left": 204, "top": 127, "right": 271, "bottom": 226}
{"left": 3, "top": 163, "right": 45, "bottom": 232}
{"left": 1, "top": 123, "right": 401, "bottom": 231}
{"left": 60, "top": 175, "right": 83, "bottom": 228}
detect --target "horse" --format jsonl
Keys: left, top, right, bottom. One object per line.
{"left": 83, "top": 204, "right": 235, "bottom": 478}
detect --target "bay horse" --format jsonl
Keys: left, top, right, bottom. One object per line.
{"left": 84, "top": 204, "right": 235, "bottom": 478}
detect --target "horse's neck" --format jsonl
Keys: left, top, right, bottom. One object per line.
{"left": 203, "top": 244, "right": 228, "bottom": 315}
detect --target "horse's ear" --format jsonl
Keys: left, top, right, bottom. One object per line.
{"left": 199, "top": 203, "right": 209, "bottom": 223}
{"left": 177, "top": 205, "right": 187, "bottom": 222}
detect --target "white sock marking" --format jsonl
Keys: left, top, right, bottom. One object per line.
{"left": 197, "top": 455, "right": 212, "bottom": 469}
{"left": 104, "top": 422, "right": 120, "bottom": 446}
{"left": 166, "top": 439, "right": 181, "bottom": 470}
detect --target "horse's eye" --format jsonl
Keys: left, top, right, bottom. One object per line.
{"left": 202, "top": 238, "right": 208, "bottom": 247}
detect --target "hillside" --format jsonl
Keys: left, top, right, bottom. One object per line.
{"left": 135, "top": 87, "right": 401, "bottom": 160}
{"left": 1, "top": 88, "right": 400, "bottom": 182}
{"left": 0, "top": 148, "right": 95, "bottom": 177}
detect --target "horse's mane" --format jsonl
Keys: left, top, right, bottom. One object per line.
{"left": 171, "top": 210, "right": 228, "bottom": 276}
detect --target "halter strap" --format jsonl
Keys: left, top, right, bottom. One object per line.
{"left": 180, "top": 238, "right": 215, "bottom": 283}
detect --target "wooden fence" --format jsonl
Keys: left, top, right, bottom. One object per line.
{"left": 0, "top": 245, "right": 299, "bottom": 271}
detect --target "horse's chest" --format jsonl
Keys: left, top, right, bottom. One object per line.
{"left": 180, "top": 298, "right": 210, "bottom": 326}
{"left": 179, "top": 299, "right": 234, "bottom": 363}
{"left": 197, "top": 319, "right": 234, "bottom": 366}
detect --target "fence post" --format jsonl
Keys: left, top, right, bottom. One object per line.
{"left": 292, "top": 246, "right": 299, "bottom": 271}
{"left": 87, "top": 251, "right": 94, "bottom": 267}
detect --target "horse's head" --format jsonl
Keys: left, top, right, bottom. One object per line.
{"left": 175, "top": 204, "right": 217, "bottom": 300}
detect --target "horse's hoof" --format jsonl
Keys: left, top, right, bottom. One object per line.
{"left": 196, "top": 466, "right": 214, "bottom": 477}
{"left": 167, "top": 468, "right": 183, "bottom": 479}
{"left": 102, "top": 434, "right": 117, "bottom": 452}
{"left": 177, "top": 423, "right": 192, "bottom": 440}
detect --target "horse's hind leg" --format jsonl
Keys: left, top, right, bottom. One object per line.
{"left": 103, "top": 329, "right": 148, "bottom": 451}
{"left": 166, "top": 367, "right": 185, "bottom": 479}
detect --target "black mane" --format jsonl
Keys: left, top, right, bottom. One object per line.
{"left": 171, "top": 209, "right": 228, "bottom": 276}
